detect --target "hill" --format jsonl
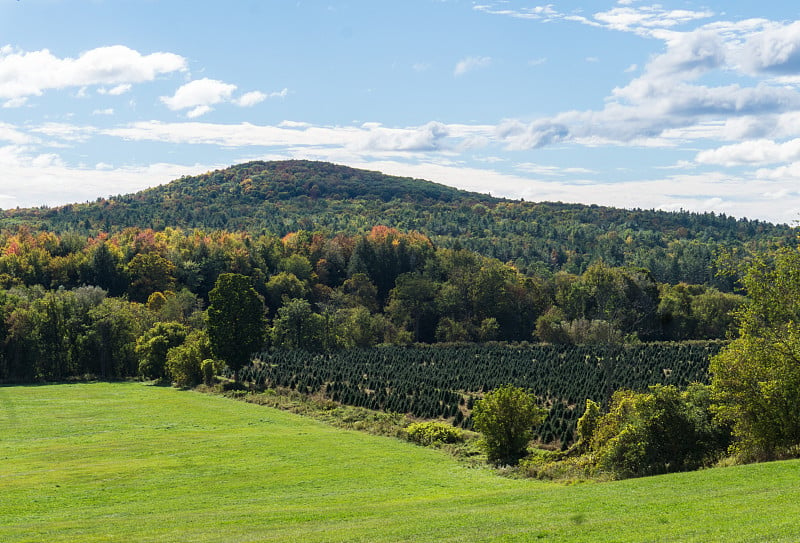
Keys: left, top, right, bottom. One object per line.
{"left": 2, "top": 160, "right": 795, "bottom": 285}
{"left": 3, "top": 382, "right": 799, "bottom": 542}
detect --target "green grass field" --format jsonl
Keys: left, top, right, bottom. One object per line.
{"left": 2, "top": 382, "right": 799, "bottom": 542}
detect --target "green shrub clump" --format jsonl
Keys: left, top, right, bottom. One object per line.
{"left": 405, "top": 421, "right": 464, "bottom": 446}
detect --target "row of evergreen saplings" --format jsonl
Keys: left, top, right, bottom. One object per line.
{"left": 240, "top": 342, "right": 721, "bottom": 446}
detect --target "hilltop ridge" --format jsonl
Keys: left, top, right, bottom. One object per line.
{"left": 1, "top": 160, "right": 795, "bottom": 284}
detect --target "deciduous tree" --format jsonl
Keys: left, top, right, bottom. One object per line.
{"left": 207, "top": 273, "right": 267, "bottom": 378}
{"left": 472, "top": 384, "right": 547, "bottom": 465}
{"left": 711, "top": 248, "right": 800, "bottom": 460}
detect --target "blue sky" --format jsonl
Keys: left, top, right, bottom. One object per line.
{"left": 2, "top": 1, "right": 800, "bottom": 224}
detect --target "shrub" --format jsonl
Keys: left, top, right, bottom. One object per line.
{"left": 591, "top": 384, "right": 730, "bottom": 478}
{"left": 472, "top": 384, "right": 548, "bottom": 465}
{"left": 166, "top": 330, "right": 211, "bottom": 387}
{"left": 405, "top": 421, "right": 464, "bottom": 446}
{"left": 201, "top": 358, "right": 219, "bottom": 386}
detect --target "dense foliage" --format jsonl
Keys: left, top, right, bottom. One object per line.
{"left": 4, "top": 161, "right": 794, "bottom": 287}
{"left": 207, "top": 273, "right": 267, "bottom": 376}
{"left": 0, "top": 223, "right": 742, "bottom": 384}
{"left": 585, "top": 384, "right": 730, "bottom": 478}
{"left": 711, "top": 247, "right": 800, "bottom": 461}
{"left": 473, "top": 384, "right": 547, "bottom": 465}
{"left": 242, "top": 342, "right": 720, "bottom": 446}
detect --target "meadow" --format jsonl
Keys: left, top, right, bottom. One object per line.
{"left": 2, "top": 382, "right": 799, "bottom": 542}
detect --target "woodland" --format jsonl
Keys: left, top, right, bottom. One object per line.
{"left": 2, "top": 160, "right": 799, "bottom": 479}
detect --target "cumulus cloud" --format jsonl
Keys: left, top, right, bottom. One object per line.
{"left": 358, "top": 122, "right": 449, "bottom": 152}
{"left": 161, "top": 79, "right": 282, "bottom": 116}
{"left": 496, "top": 119, "right": 569, "bottom": 150}
{"left": 697, "top": 138, "right": 800, "bottom": 167}
{"left": 454, "top": 56, "right": 492, "bottom": 76}
{"left": 235, "top": 91, "right": 267, "bottom": 107}
{"left": 160, "top": 78, "right": 237, "bottom": 116}
{"left": 0, "top": 123, "right": 35, "bottom": 144}
{"left": 0, "top": 144, "right": 213, "bottom": 208}
{"left": 475, "top": 13, "right": 800, "bottom": 152}
{"left": 738, "top": 21, "right": 800, "bottom": 76}
{"left": 0, "top": 45, "right": 186, "bottom": 101}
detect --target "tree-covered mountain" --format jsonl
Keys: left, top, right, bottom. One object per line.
{"left": 2, "top": 160, "right": 796, "bottom": 287}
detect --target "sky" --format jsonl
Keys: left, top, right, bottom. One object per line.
{"left": 2, "top": 1, "right": 800, "bottom": 225}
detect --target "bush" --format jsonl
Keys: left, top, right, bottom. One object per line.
{"left": 472, "top": 384, "right": 548, "bottom": 465}
{"left": 201, "top": 358, "right": 221, "bottom": 386}
{"left": 405, "top": 421, "right": 464, "bottom": 446}
{"left": 591, "top": 384, "right": 730, "bottom": 478}
{"left": 166, "top": 330, "right": 211, "bottom": 387}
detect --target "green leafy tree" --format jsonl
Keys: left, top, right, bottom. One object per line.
{"left": 435, "top": 317, "right": 469, "bottom": 343}
{"left": 711, "top": 248, "right": 800, "bottom": 461}
{"left": 472, "top": 384, "right": 547, "bottom": 465}
{"left": 264, "top": 271, "right": 306, "bottom": 314}
{"left": 332, "top": 306, "right": 387, "bottom": 348}
{"left": 126, "top": 252, "right": 176, "bottom": 303}
{"left": 166, "top": 329, "right": 212, "bottom": 387}
{"left": 271, "top": 298, "right": 326, "bottom": 351}
{"left": 86, "top": 297, "right": 146, "bottom": 379}
{"left": 136, "top": 322, "right": 189, "bottom": 380}
{"left": 386, "top": 272, "right": 439, "bottom": 343}
{"left": 85, "top": 242, "right": 126, "bottom": 296}
{"left": 207, "top": 273, "right": 267, "bottom": 378}
{"left": 590, "top": 384, "right": 729, "bottom": 478}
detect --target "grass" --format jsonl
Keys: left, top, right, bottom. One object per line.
{"left": 2, "top": 382, "right": 800, "bottom": 542}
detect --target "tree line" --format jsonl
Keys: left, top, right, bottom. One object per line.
{"left": 0, "top": 222, "right": 748, "bottom": 384}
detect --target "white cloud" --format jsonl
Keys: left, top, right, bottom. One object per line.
{"left": 235, "top": 91, "right": 267, "bottom": 107}
{"left": 3, "top": 97, "right": 28, "bottom": 108}
{"left": 0, "top": 45, "right": 186, "bottom": 100}
{"left": 475, "top": 3, "right": 713, "bottom": 36}
{"left": 92, "top": 108, "right": 114, "bottom": 116}
{"left": 593, "top": 6, "right": 715, "bottom": 36}
{"left": 31, "top": 122, "right": 95, "bottom": 143}
{"left": 0, "top": 123, "right": 35, "bottom": 144}
{"left": 97, "top": 83, "right": 132, "bottom": 96}
{"left": 516, "top": 162, "right": 595, "bottom": 176}
{"left": 454, "top": 56, "right": 492, "bottom": 76}
{"left": 268, "top": 88, "right": 289, "bottom": 99}
{"left": 358, "top": 121, "right": 449, "bottom": 152}
{"left": 161, "top": 78, "right": 237, "bottom": 115}
{"left": 696, "top": 139, "right": 800, "bottom": 166}
{"left": 0, "top": 144, "right": 213, "bottom": 208}
{"left": 496, "top": 119, "right": 569, "bottom": 150}
{"left": 737, "top": 21, "right": 800, "bottom": 76}
{"left": 162, "top": 79, "right": 281, "bottom": 116}
{"left": 187, "top": 105, "right": 213, "bottom": 119}
{"left": 473, "top": 5, "right": 558, "bottom": 21}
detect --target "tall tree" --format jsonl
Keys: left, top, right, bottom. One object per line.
{"left": 710, "top": 247, "right": 800, "bottom": 461}
{"left": 207, "top": 273, "right": 267, "bottom": 378}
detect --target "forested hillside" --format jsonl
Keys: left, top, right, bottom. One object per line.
{"left": 3, "top": 160, "right": 795, "bottom": 287}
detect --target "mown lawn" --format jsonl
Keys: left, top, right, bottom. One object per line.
{"left": 1, "top": 382, "right": 799, "bottom": 542}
